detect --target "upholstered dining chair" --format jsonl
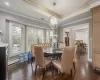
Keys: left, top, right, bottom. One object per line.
{"left": 52, "top": 46, "right": 75, "bottom": 77}
{"left": 34, "top": 45, "right": 52, "bottom": 77}
{"left": 31, "top": 45, "right": 35, "bottom": 58}
{"left": 73, "top": 45, "right": 77, "bottom": 71}
{"left": 30, "top": 45, "right": 35, "bottom": 73}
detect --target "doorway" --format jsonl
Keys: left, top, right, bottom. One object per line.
{"left": 63, "top": 23, "right": 89, "bottom": 61}
{"left": 74, "top": 29, "right": 88, "bottom": 53}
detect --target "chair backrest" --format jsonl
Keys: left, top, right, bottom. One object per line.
{"left": 61, "top": 46, "right": 75, "bottom": 72}
{"left": 73, "top": 45, "right": 77, "bottom": 62}
{"left": 34, "top": 46, "right": 45, "bottom": 67}
{"left": 31, "top": 45, "right": 35, "bottom": 57}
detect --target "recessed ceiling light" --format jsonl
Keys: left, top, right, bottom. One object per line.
{"left": 5, "top": 1, "right": 10, "bottom": 6}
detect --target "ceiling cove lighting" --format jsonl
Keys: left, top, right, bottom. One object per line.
{"left": 49, "top": 1, "right": 59, "bottom": 29}
{"left": 5, "top": 1, "right": 10, "bottom": 6}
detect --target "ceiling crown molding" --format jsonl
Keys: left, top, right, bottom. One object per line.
{"left": 0, "top": 8, "right": 49, "bottom": 24}
{"left": 24, "top": 0, "right": 62, "bottom": 19}
{"left": 61, "top": 0, "right": 100, "bottom": 22}
{"left": 24, "top": 0, "right": 98, "bottom": 19}
{"left": 61, "top": 0, "right": 98, "bottom": 18}
{"left": 61, "top": 16, "right": 92, "bottom": 27}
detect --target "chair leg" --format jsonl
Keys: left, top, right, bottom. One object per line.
{"left": 31, "top": 61, "right": 34, "bottom": 73}
{"left": 35, "top": 65, "right": 37, "bottom": 75}
{"left": 51, "top": 63, "right": 54, "bottom": 77}
{"left": 42, "top": 68, "right": 45, "bottom": 80}
{"left": 73, "top": 62, "right": 76, "bottom": 71}
{"left": 70, "top": 69, "right": 73, "bottom": 77}
{"left": 60, "top": 73, "right": 64, "bottom": 76}
{"left": 39, "top": 66, "right": 41, "bottom": 71}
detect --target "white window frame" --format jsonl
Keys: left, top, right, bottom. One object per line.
{"left": 46, "top": 29, "right": 54, "bottom": 43}
{"left": 9, "top": 22, "right": 25, "bottom": 57}
{"left": 26, "top": 26, "right": 45, "bottom": 52}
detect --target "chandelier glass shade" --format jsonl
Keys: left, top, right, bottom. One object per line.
{"left": 49, "top": 15, "right": 59, "bottom": 29}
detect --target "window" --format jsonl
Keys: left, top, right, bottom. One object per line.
{"left": 46, "top": 30, "right": 53, "bottom": 46}
{"left": 9, "top": 22, "right": 25, "bottom": 57}
{"left": 46, "top": 30, "right": 53, "bottom": 43}
{"left": 37, "top": 29, "right": 44, "bottom": 44}
{"left": 27, "top": 27, "right": 44, "bottom": 51}
{"left": 9, "top": 22, "right": 47, "bottom": 55}
{"left": 46, "top": 31, "right": 50, "bottom": 43}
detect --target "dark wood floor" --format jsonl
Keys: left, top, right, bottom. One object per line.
{"left": 8, "top": 53, "right": 100, "bottom": 80}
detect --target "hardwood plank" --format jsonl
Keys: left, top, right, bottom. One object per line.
{"left": 8, "top": 53, "right": 100, "bottom": 80}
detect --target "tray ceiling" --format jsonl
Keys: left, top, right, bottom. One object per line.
{"left": 24, "top": 0, "right": 97, "bottom": 19}
{"left": 0, "top": 0, "right": 99, "bottom": 23}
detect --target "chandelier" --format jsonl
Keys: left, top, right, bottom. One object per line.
{"left": 49, "top": 2, "right": 59, "bottom": 29}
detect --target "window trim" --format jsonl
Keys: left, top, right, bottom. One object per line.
{"left": 26, "top": 26, "right": 45, "bottom": 52}
{"left": 9, "top": 22, "right": 25, "bottom": 57}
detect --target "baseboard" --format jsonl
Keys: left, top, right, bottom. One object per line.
{"left": 8, "top": 59, "right": 19, "bottom": 65}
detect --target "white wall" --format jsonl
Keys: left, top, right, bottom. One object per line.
{"left": 75, "top": 30, "right": 88, "bottom": 44}
{"left": 62, "top": 23, "right": 91, "bottom": 61}
{"left": 0, "top": 10, "right": 50, "bottom": 42}
{"left": 0, "top": 10, "right": 50, "bottom": 64}
{"left": 63, "top": 23, "right": 89, "bottom": 45}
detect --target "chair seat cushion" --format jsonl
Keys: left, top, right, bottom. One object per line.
{"left": 52, "top": 60, "right": 62, "bottom": 72}
{"left": 44, "top": 59, "right": 52, "bottom": 67}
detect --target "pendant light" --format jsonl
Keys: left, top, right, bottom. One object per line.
{"left": 49, "top": 1, "right": 59, "bottom": 29}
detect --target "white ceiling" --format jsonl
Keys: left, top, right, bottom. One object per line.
{"left": 0, "top": 0, "right": 50, "bottom": 23}
{"left": 0, "top": 0, "right": 99, "bottom": 24}
{"left": 24, "top": 0, "right": 98, "bottom": 18}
